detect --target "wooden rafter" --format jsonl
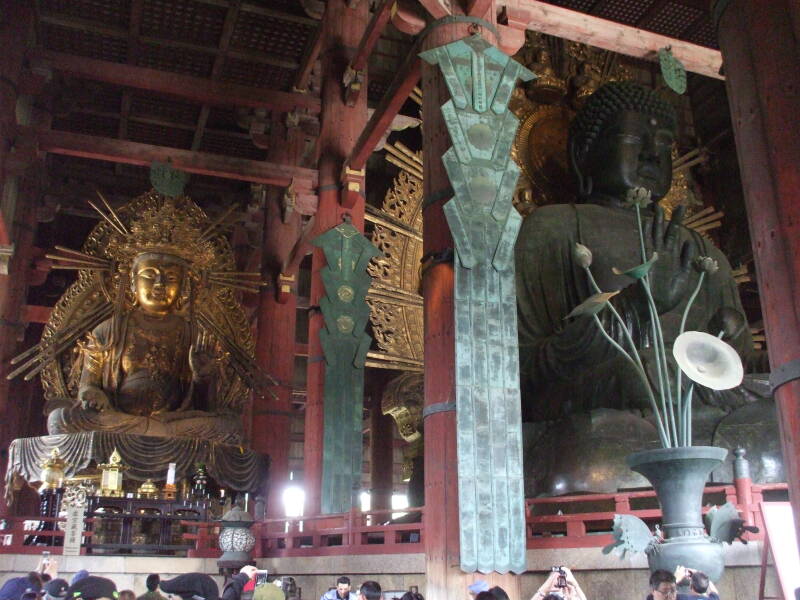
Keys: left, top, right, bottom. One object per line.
{"left": 30, "top": 50, "right": 321, "bottom": 114}
{"left": 192, "top": 0, "right": 242, "bottom": 152}
{"left": 347, "top": 51, "right": 421, "bottom": 171}
{"left": 30, "top": 127, "right": 319, "bottom": 189}
{"left": 116, "top": 0, "right": 144, "bottom": 175}
{"left": 502, "top": 0, "right": 723, "bottom": 79}
{"left": 37, "top": 13, "right": 300, "bottom": 71}
{"left": 292, "top": 22, "right": 323, "bottom": 93}
{"left": 467, "top": 0, "right": 495, "bottom": 17}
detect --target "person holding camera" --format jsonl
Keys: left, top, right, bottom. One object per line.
{"left": 674, "top": 567, "right": 720, "bottom": 600}
{"left": 530, "top": 567, "right": 587, "bottom": 600}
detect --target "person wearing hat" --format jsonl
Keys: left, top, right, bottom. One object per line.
{"left": 0, "top": 573, "right": 43, "bottom": 600}
{"left": 251, "top": 572, "right": 281, "bottom": 600}
{"left": 159, "top": 574, "right": 219, "bottom": 600}
{"left": 44, "top": 579, "right": 69, "bottom": 600}
{"left": 136, "top": 576, "right": 166, "bottom": 600}
{"left": 65, "top": 576, "right": 118, "bottom": 600}
{"left": 20, "top": 588, "right": 43, "bottom": 600}
{"left": 221, "top": 567, "right": 257, "bottom": 600}
{"left": 70, "top": 573, "right": 90, "bottom": 587}
{"left": 467, "top": 581, "right": 489, "bottom": 599}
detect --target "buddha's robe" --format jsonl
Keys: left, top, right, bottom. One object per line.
{"left": 515, "top": 203, "right": 754, "bottom": 423}
{"left": 47, "top": 312, "right": 241, "bottom": 443}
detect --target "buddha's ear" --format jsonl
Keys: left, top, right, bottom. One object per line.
{"left": 569, "top": 134, "right": 592, "bottom": 198}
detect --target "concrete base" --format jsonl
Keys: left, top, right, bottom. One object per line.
{"left": 0, "top": 543, "right": 781, "bottom": 600}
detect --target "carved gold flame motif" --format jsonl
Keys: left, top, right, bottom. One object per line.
{"left": 366, "top": 37, "right": 705, "bottom": 372}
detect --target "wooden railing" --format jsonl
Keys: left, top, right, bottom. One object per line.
{"left": 525, "top": 479, "right": 789, "bottom": 549}
{"left": 0, "top": 479, "right": 788, "bottom": 557}
{"left": 254, "top": 506, "right": 424, "bottom": 558}
{"left": 0, "top": 516, "right": 94, "bottom": 554}
{"left": 181, "top": 520, "right": 220, "bottom": 558}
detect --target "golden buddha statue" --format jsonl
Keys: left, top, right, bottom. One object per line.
{"left": 13, "top": 190, "right": 264, "bottom": 445}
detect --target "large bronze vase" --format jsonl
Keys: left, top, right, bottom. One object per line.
{"left": 627, "top": 446, "right": 728, "bottom": 581}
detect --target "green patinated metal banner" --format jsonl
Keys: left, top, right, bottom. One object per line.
{"left": 421, "top": 35, "right": 534, "bottom": 574}
{"left": 658, "top": 47, "right": 687, "bottom": 95}
{"left": 313, "top": 221, "right": 380, "bottom": 514}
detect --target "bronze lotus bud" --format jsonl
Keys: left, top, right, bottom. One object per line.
{"left": 573, "top": 242, "right": 593, "bottom": 268}
{"left": 694, "top": 256, "right": 719, "bottom": 275}
{"left": 625, "top": 186, "right": 652, "bottom": 208}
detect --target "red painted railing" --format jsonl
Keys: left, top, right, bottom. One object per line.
{"left": 180, "top": 520, "right": 220, "bottom": 558}
{"left": 254, "top": 506, "right": 424, "bottom": 558}
{"left": 0, "top": 479, "right": 787, "bottom": 557}
{"left": 0, "top": 516, "right": 94, "bottom": 554}
{"left": 525, "top": 479, "right": 789, "bottom": 549}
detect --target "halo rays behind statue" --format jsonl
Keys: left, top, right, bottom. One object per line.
{"left": 41, "top": 190, "right": 258, "bottom": 444}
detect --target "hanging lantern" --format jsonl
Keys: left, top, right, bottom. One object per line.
{"left": 98, "top": 448, "right": 128, "bottom": 497}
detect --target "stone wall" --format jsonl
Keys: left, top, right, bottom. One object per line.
{"left": 0, "top": 543, "right": 781, "bottom": 600}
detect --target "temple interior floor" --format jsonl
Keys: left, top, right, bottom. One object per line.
{"left": 0, "top": 544, "right": 781, "bottom": 600}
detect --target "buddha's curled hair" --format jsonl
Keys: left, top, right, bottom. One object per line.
{"left": 569, "top": 81, "right": 678, "bottom": 156}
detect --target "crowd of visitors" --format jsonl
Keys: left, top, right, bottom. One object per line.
{"left": 0, "top": 557, "right": 724, "bottom": 600}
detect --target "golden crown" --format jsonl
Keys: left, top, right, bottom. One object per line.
{"left": 104, "top": 196, "right": 217, "bottom": 272}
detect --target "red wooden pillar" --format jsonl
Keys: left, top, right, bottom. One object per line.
{"left": 304, "top": 0, "right": 369, "bottom": 516}
{"left": 0, "top": 1, "right": 36, "bottom": 519}
{"left": 420, "top": 17, "right": 464, "bottom": 599}
{"left": 369, "top": 372, "right": 394, "bottom": 512}
{"left": 253, "top": 115, "right": 305, "bottom": 517}
{"left": 714, "top": 0, "right": 800, "bottom": 548}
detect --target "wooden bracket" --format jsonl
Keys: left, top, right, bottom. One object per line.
{"left": 0, "top": 244, "right": 14, "bottom": 276}
{"left": 343, "top": 65, "right": 365, "bottom": 107}
{"left": 392, "top": 0, "right": 426, "bottom": 35}
{"left": 248, "top": 107, "right": 270, "bottom": 149}
{"left": 2, "top": 125, "right": 40, "bottom": 177}
{"left": 276, "top": 272, "right": 296, "bottom": 304}
{"left": 340, "top": 165, "right": 365, "bottom": 209}
{"left": 282, "top": 180, "right": 297, "bottom": 223}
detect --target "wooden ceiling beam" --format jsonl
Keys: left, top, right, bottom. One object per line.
{"left": 192, "top": 0, "right": 243, "bottom": 152}
{"left": 293, "top": 22, "right": 323, "bottom": 93}
{"left": 466, "top": 0, "right": 495, "bottom": 17}
{"left": 501, "top": 0, "right": 723, "bottom": 79}
{"left": 116, "top": 0, "right": 144, "bottom": 175}
{"left": 351, "top": 0, "right": 395, "bottom": 74}
{"left": 346, "top": 50, "right": 421, "bottom": 171}
{"left": 38, "top": 14, "right": 299, "bottom": 71}
{"left": 344, "top": 0, "right": 395, "bottom": 106}
{"left": 30, "top": 50, "right": 321, "bottom": 114}
{"left": 239, "top": 2, "right": 320, "bottom": 27}
{"left": 31, "top": 127, "right": 319, "bottom": 189}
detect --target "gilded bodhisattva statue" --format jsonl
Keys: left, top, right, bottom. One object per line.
{"left": 12, "top": 191, "right": 265, "bottom": 445}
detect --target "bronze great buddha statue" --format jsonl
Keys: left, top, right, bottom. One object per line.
{"left": 515, "top": 82, "right": 775, "bottom": 494}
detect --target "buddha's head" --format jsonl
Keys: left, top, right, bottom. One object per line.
{"left": 568, "top": 81, "right": 677, "bottom": 203}
{"left": 131, "top": 252, "right": 187, "bottom": 315}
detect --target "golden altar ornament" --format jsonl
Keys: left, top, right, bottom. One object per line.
{"left": 98, "top": 448, "right": 128, "bottom": 497}
{"left": 137, "top": 478, "right": 159, "bottom": 499}
{"left": 38, "top": 447, "right": 68, "bottom": 492}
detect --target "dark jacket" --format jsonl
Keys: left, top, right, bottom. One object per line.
{"left": 159, "top": 574, "right": 219, "bottom": 600}
{"left": 0, "top": 577, "right": 40, "bottom": 600}
{"left": 222, "top": 574, "right": 251, "bottom": 600}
